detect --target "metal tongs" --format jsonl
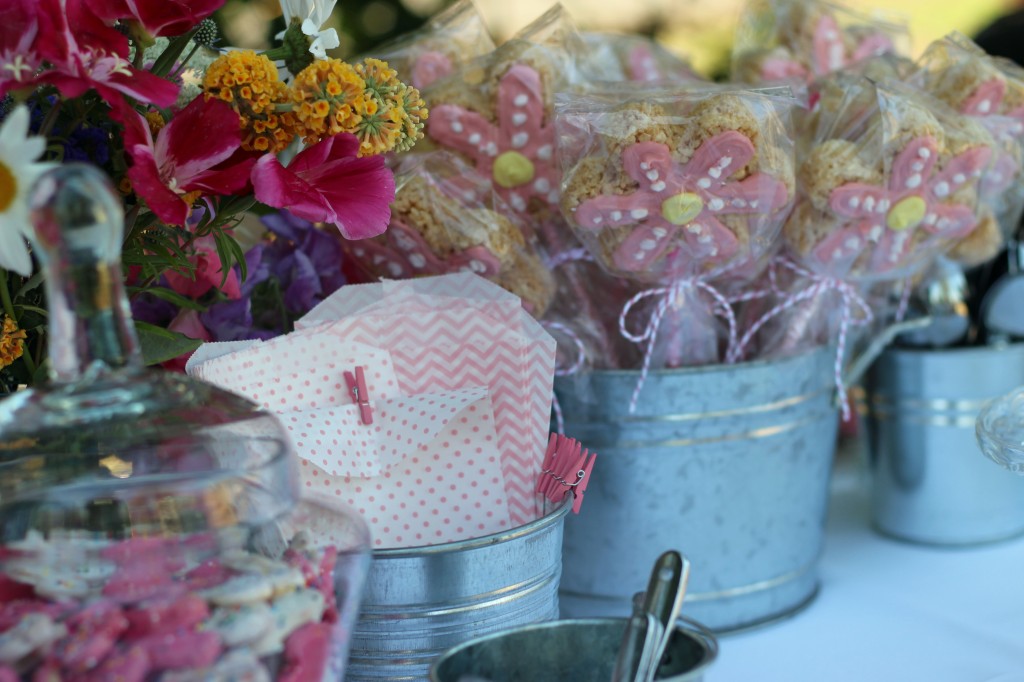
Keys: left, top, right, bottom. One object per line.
{"left": 610, "top": 551, "right": 691, "bottom": 682}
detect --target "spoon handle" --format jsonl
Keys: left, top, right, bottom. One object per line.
{"left": 642, "top": 551, "right": 690, "bottom": 682}
{"left": 610, "top": 611, "right": 658, "bottom": 682}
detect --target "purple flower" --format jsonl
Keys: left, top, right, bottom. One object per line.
{"left": 260, "top": 210, "right": 347, "bottom": 314}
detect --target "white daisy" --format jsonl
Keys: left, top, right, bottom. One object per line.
{"left": 0, "top": 106, "right": 54, "bottom": 276}
{"left": 278, "top": 0, "right": 341, "bottom": 61}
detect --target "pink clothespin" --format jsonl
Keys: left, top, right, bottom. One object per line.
{"left": 536, "top": 433, "right": 597, "bottom": 514}
{"left": 571, "top": 450, "right": 596, "bottom": 514}
{"left": 344, "top": 366, "right": 373, "bottom": 425}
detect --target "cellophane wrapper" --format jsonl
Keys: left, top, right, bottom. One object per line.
{"left": 731, "top": 0, "right": 909, "bottom": 87}
{"left": 578, "top": 32, "right": 704, "bottom": 84}
{"left": 556, "top": 85, "right": 798, "bottom": 368}
{"left": 910, "top": 31, "right": 1024, "bottom": 259}
{"left": 339, "top": 150, "right": 556, "bottom": 319}
{"left": 362, "top": 0, "right": 495, "bottom": 91}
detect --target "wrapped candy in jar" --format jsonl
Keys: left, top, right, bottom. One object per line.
{"left": 0, "top": 165, "right": 371, "bottom": 681}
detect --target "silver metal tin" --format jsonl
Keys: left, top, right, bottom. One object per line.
{"left": 345, "top": 498, "right": 571, "bottom": 681}
{"left": 554, "top": 348, "right": 839, "bottom": 632}
{"left": 866, "top": 344, "right": 1024, "bottom": 545}
{"left": 429, "top": 617, "right": 717, "bottom": 682}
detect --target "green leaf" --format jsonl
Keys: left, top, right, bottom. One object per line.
{"left": 149, "top": 30, "right": 198, "bottom": 79}
{"left": 126, "top": 286, "right": 205, "bottom": 312}
{"left": 135, "top": 321, "right": 203, "bottom": 366}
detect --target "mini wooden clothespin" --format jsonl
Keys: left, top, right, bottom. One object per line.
{"left": 343, "top": 366, "right": 373, "bottom": 425}
{"left": 536, "top": 433, "right": 596, "bottom": 514}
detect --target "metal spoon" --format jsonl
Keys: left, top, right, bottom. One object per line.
{"left": 895, "top": 256, "right": 971, "bottom": 348}
{"left": 610, "top": 551, "right": 690, "bottom": 682}
{"left": 980, "top": 231, "right": 1024, "bottom": 344}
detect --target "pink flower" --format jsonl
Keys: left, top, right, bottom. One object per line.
{"left": 427, "top": 64, "right": 557, "bottom": 218}
{"left": 958, "top": 78, "right": 1024, "bottom": 198}
{"left": 161, "top": 309, "right": 212, "bottom": 373}
{"left": 1, "top": 0, "right": 177, "bottom": 108}
{"left": 574, "top": 131, "right": 790, "bottom": 277}
{"left": 815, "top": 136, "right": 991, "bottom": 273}
{"left": 124, "top": 95, "right": 255, "bottom": 226}
{"left": 758, "top": 15, "right": 894, "bottom": 83}
{"left": 251, "top": 133, "right": 395, "bottom": 240}
{"left": 164, "top": 234, "right": 241, "bottom": 300}
{"left": 86, "top": 0, "right": 225, "bottom": 38}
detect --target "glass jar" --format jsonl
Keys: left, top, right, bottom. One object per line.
{"left": 0, "top": 164, "right": 370, "bottom": 680}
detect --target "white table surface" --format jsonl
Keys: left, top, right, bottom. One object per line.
{"left": 708, "top": 447, "right": 1024, "bottom": 682}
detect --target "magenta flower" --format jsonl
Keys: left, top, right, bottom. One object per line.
{"left": 574, "top": 131, "right": 790, "bottom": 276}
{"left": 0, "top": 0, "right": 42, "bottom": 95}
{"left": 427, "top": 64, "right": 558, "bottom": 217}
{"left": 164, "top": 234, "right": 241, "bottom": 301}
{"left": 24, "top": 0, "right": 178, "bottom": 108}
{"left": 251, "top": 132, "right": 395, "bottom": 241}
{"left": 958, "top": 78, "right": 1024, "bottom": 198}
{"left": 814, "top": 136, "right": 992, "bottom": 274}
{"left": 85, "top": 0, "right": 225, "bottom": 38}
{"left": 123, "top": 95, "right": 255, "bottom": 226}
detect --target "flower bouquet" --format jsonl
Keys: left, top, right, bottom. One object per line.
{"left": 0, "top": 0, "right": 427, "bottom": 390}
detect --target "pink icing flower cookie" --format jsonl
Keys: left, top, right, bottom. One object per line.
{"left": 812, "top": 136, "right": 990, "bottom": 273}
{"left": 572, "top": 131, "right": 790, "bottom": 278}
{"left": 428, "top": 64, "right": 558, "bottom": 218}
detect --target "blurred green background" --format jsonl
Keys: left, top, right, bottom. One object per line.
{"left": 214, "top": 0, "right": 1019, "bottom": 77}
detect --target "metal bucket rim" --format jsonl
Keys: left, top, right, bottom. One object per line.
{"left": 371, "top": 495, "right": 571, "bottom": 559}
{"left": 565, "top": 345, "right": 832, "bottom": 380}
{"left": 428, "top": 616, "right": 718, "bottom": 682}
{"left": 877, "top": 342, "right": 1024, "bottom": 361}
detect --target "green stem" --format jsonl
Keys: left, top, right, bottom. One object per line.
{"left": 122, "top": 203, "right": 142, "bottom": 244}
{"left": 171, "top": 43, "right": 202, "bottom": 79}
{"left": 38, "top": 99, "right": 63, "bottom": 138}
{"left": 133, "top": 39, "right": 146, "bottom": 69}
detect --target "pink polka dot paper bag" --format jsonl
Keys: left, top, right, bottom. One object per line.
{"left": 187, "top": 273, "right": 557, "bottom": 547}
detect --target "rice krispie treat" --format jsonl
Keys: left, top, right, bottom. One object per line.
{"left": 342, "top": 155, "right": 555, "bottom": 317}
{"left": 785, "top": 78, "right": 999, "bottom": 279}
{"left": 559, "top": 91, "right": 796, "bottom": 282}
{"left": 732, "top": 0, "right": 907, "bottom": 85}
{"left": 579, "top": 32, "right": 703, "bottom": 84}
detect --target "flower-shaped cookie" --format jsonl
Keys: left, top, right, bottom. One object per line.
{"left": 959, "top": 79, "right": 1024, "bottom": 197}
{"left": 813, "top": 136, "right": 991, "bottom": 272}
{"left": 574, "top": 131, "right": 790, "bottom": 276}
{"left": 346, "top": 219, "right": 500, "bottom": 280}
{"left": 427, "top": 64, "right": 557, "bottom": 217}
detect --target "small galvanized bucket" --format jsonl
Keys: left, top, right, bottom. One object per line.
{"left": 429, "top": 617, "right": 717, "bottom": 682}
{"left": 554, "top": 347, "right": 839, "bottom": 632}
{"left": 866, "top": 344, "right": 1024, "bottom": 545}
{"left": 345, "top": 498, "right": 571, "bottom": 681}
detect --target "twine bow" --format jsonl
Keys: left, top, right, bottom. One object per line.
{"left": 619, "top": 277, "right": 737, "bottom": 413}
{"left": 727, "top": 257, "right": 873, "bottom": 419}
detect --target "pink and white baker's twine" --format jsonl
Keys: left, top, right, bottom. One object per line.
{"left": 619, "top": 277, "right": 738, "bottom": 413}
{"left": 542, "top": 320, "right": 588, "bottom": 434}
{"left": 727, "top": 258, "right": 873, "bottom": 419}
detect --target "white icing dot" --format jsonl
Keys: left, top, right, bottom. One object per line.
{"left": 937, "top": 217, "right": 951, "bottom": 230}
{"left": 845, "top": 238, "right": 860, "bottom": 250}
{"left": 592, "top": 215, "right": 603, "bottom": 225}
{"left": 697, "top": 233, "right": 712, "bottom": 244}
{"left": 697, "top": 178, "right": 712, "bottom": 189}
{"left": 731, "top": 198, "right": 747, "bottom": 208}
{"left": 451, "top": 120, "right": 464, "bottom": 133}
{"left": 640, "top": 162, "right": 650, "bottom": 170}
{"left": 708, "top": 168, "right": 722, "bottom": 179}
{"left": 750, "top": 200, "right": 759, "bottom": 209}
{"left": 511, "top": 132, "right": 529, "bottom": 148}
{"left": 640, "top": 239, "right": 657, "bottom": 250}
{"left": 953, "top": 173, "right": 966, "bottom": 185}
{"left": 547, "top": 190, "right": 559, "bottom": 204}
{"left": 646, "top": 170, "right": 659, "bottom": 181}
{"left": 537, "top": 145, "right": 553, "bottom": 161}
{"left": 977, "top": 99, "right": 992, "bottom": 114}
{"left": 631, "top": 208, "right": 649, "bottom": 219}
{"left": 388, "top": 263, "right": 403, "bottom": 276}
{"left": 906, "top": 174, "right": 922, "bottom": 189}
{"left": 685, "top": 224, "right": 702, "bottom": 234}
{"left": 934, "top": 181, "right": 950, "bottom": 197}
{"left": 919, "top": 147, "right": 931, "bottom": 159}
{"left": 876, "top": 199, "right": 890, "bottom": 213}
{"left": 409, "top": 254, "right": 426, "bottom": 268}
{"left": 513, "top": 94, "right": 528, "bottom": 107}
{"left": 708, "top": 198, "right": 725, "bottom": 211}
{"left": 512, "top": 113, "right": 527, "bottom": 126}
{"left": 864, "top": 197, "right": 876, "bottom": 211}
{"left": 652, "top": 227, "right": 668, "bottom": 237}
{"left": 849, "top": 196, "right": 860, "bottom": 209}
{"left": 924, "top": 213, "right": 937, "bottom": 225}
{"left": 510, "top": 193, "right": 526, "bottom": 211}
{"left": 485, "top": 142, "right": 498, "bottom": 157}
{"left": 534, "top": 178, "right": 550, "bottom": 193}
{"left": 463, "top": 190, "right": 477, "bottom": 201}
{"left": 651, "top": 181, "right": 666, "bottom": 192}
{"left": 611, "top": 211, "right": 623, "bottom": 220}
{"left": 633, "top": 251, "right": 646, "bottom": 260}
{"left": 868, "top": 225, "right": 883, "bottom": 241}
{"left": 469, "top": 133, "right": 481, "bottom": 145}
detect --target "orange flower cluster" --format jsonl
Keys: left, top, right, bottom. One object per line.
{"left": 0, "top": 317, "right": 26, "bottom": 370}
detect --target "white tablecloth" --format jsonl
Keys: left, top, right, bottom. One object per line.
{"left": 709, "top": 450, "right": 1024, "bottom": 682}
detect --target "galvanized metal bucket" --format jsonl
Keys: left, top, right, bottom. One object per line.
{"left": 554, "top": 347, "right": 839, "bottom": 632}
{"left": 866, "top": 344, "right": 1024, "bottom": 545}
{"left": 429, "top": 617, "right": 717, "bottom": 682}
{"left": 345, "top": 498, "right": 571, "bottom": 681}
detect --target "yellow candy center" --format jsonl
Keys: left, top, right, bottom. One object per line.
{"left": 886, "top": 196, "right": 926, "bottom": 231}
{"left": 660, "top": 192, "right": 704, "bottom": 225}
{"left": 493, "top": 151, "right": 535, "bottom": 189}
{"left": 0, "top": 162, "right": 15, "bottom": 212}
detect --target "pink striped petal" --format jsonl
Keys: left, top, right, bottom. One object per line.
{"left": 427, "top": 105, "right": 499, "bottom": 173}
{"left": 676, "top": 214, "right": 739, "bottom": 262}
{"left": 811, "top": 221, "right": 875, "bottom": 269}
{"left": 928, "top": 146, "right": 991, "bottom": 198}
{"left": 682, "top": 132, "right": 756, "bottom": 188}
{"left": 961, "top": 78, "right": 1006, "bottom": 117}
{"left": 923, "top": 203, "right": 978, "bottom": 238}
{"left": 812, "top": 15, "right": 846, "bottom": 75}
{"left": 612, "top": 221, "right": 678, "bottom": 272}
{"left": 850, "top": 32, "right": 894, "bottom": 63}
{"left": 829, "top": 183, "right": 893, "bottom": 219}
{"left": 622, "top": 142, "right": 680, "bottom": 193}
{"left": 980, "top": 150, "right": 1020, "bottom": 198}
{"left": 575, "top": 192, "right": 663, "bottom": 231}
{"left": 712, "top": 173, "right": 790, "bottom": 214}
{"left": 890, "top": 137, "right": 939, "bottom": 193}
{"left": 412, "top": 51, "right": 453, "bottom": 90}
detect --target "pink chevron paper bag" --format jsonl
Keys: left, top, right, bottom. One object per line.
{"left": 299, "top": 273, "right": 557, "bottom": 525}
